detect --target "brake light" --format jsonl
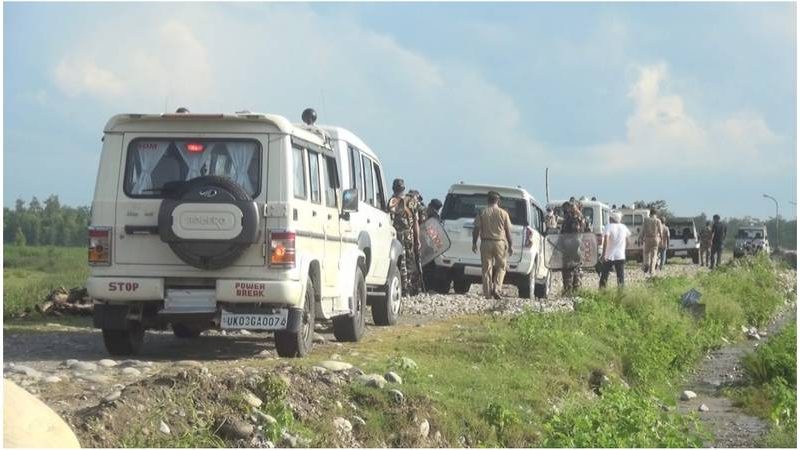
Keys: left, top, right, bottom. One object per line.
{"left": 88, "top": 226, "right": 112, "bottom": 265}
{"left": 270, "top": 231, "right": 296, "bottom": 267}
{"left": 186, "top": 142, "right": 205, "bottom": 153}
{"left": 525, "top": 226, "right": 534, "bottom": 248}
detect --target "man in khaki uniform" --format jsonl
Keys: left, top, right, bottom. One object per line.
{"left": 472, "top": 191, "right": 514, "bottom": 300}
{"left": 640, "top": 208, "right": 662, "bottom": 275}
{"left": 657, "top": 217, "right": 670, "bottom": 270}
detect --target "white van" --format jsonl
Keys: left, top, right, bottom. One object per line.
{"left": 616, "top": 208, "right": 650, "bottom": 262}
{"left": 665, "top": 217, "right": 700, "bottom": 264}
{"left": 431, "top": 183, "right": 550, "bottom": 298}
{"left": 87, "top": 109, "right": 401, "bottom": 357}
{"left": 547, "top": 198, "right": 611, "bottom": 255}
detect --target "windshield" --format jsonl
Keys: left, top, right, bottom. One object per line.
{"left": 442, "top": 193, "right": 528, "bottom": 225}
{"left": 582, "top": 207, "right": 594, "bottom": 226}
{"left": 737, "top": 229, "right": 765, "bottom": 239}
{"left": 621, "top": 214, "right": 644, "bottom": 226}
{"left": 124, "top": 139, "right": 261, "bottom": 198}
{"left": 668, "top": 223, "right": 695, "bottom": 239}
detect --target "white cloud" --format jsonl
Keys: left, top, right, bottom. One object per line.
{"left": 585, "top": 63, "right": 785, "bottom": 173}
{"left": 54, "top": 59, "right": 125, "bottom": 98}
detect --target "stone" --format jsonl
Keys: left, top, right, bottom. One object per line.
{"left": 242, "top": 390, "right": 263, "bottom": 408}
{"left": 254, "top": 410, "right": 277, "bottom": 425}
{"left": 313, "top": 333, "right": 326, "bottom": 343}
{"left": 352, "top": 416, "right": 366, "bottom": 427}
{"left": 98, "top": 359, "right": 117, "bottom": 368}
{"left": 43, "top": 376, "right": 62, "bottom": 384}
{"left": 121, "top": 367, "right": 141, "bottom": 377}
{"left": 333, "top": 416, "right": 353, "bottom": 434}
{"left": 176, "top": 360, "right": 203, "bottom": 368}
{"left": 77, "top": 374, "right": 112, "bottom": 384}
{"left": 240, "top": 330, "right": 251, "bottom": 335}
{"left": 698, "top": 404, "right": 710, "bottom": 412}
{"left": 319, "top": 360, "right": 353, "bottom": 372}
{"left": 384, "top": 371, "right": 403, "bottom": 384}
{"left": 217, "top": 417, "right": 254, "bottom": 440}
{"left": 256, "top": 350, "right": 273, "bottom": 358}
{"left": 3, "top": 380, "right": 81, "bottom": 447}
{"left": 103, "top": 391, "right": 122, "bottom": 403}
{"left": 159, "top": 420, "right": 171, "bottom": 435}
{"left": 11, "top": 366, "right": 42, "bottom": 379}
{"left": 397, "top": 357, "right": 418, "bottom": 371}
{"left": 71, "top": 362, "right": 97, "bottom": 372}
{"left": 357, "top": 374, "right": 387, "bottom": 389}
{"left": 311, "top": 366, "right": 327, "bottom": 375}
{"left": 280, "top": 431, "right": 299, "bottom": 448}
{"left": 419, "top": 419, "right": 430, "bottom": 438}
{"left": 389, "top": 389, "right": 404, "bottom": 403}
{"left": 680, "top": 390, "right": 697, "bottom": 401}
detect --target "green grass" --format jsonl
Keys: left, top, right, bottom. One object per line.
{"left": 3, "top": 245, "right": 89, "bottom": 317}
{"left": 727, "top": 323, "right": 796, "bottom": 447}
{"left": 307, "top": 254, "right": 789, "bottom": 447}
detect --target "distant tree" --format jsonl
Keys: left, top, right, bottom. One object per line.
{"left": 28, "top": 196, "right": 42, "bottom": 213}
{"left": 633, "top": 200, "right": 671, "bottom": 218}
{"left": 14, "top": 226, "right": 26, "bottom": 246}
{"left": 14, "top": 199, "right": 25, "bottom": 213}
{"left": 4, "top": 196, "right": 89, "bottom": 247}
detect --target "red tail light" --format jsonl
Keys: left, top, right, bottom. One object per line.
{"left": 88, "top": 226, "right": 112, "bottom": 265}
{"left": 270, "top": 231, "right": 296, "bottom": 267}
{"left": 186, "top": 142, "right": 205, "bottom": 153}
{"left": 525, "top": 226, "right": 534, "bottom": 248}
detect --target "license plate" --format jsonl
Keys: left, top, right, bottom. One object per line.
{"left": 674, "top": 250, "right": 688, "bottom": 256}
{"left": 220, "top": 310, "right": 288, "bottom": 330}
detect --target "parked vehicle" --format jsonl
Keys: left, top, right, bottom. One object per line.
{"left": 733, "top": 225, "right": 770, "bottom": 258}
{"left": 87, "top": 108, "right": 401, "bottom": 357}
{"left": 432, "top": 183, "right": 550, "bottom": 298}
{"left": 665, "top": 217, "right": 700, "bottom": 264}
{"left": 615, "top": 208, "right": 650, "bottom": 262}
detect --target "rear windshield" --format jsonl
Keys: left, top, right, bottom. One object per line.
{"left": 442, "top": 194, "right": 528, "bottom": 225}
{"left": 668, "top": 223, "right": 696, "bottom": 239}
{"left": 621, "top": 214, "right": 644, "bottom": 226}
{"left": 737, "top": 229, "right": 765, "bottom": 239}
{"left": 124, "top": 139, "right": 261, "bottom": 198}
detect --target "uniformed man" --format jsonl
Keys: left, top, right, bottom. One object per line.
{"left": 709, "top": 214, "right": 727, "bottom": 269}
{"left": 426, "top": 198, "right": 443, "bottom": 221}
{"left": 387, "top": 178, "right": 422, "bottom": 295}
{"left": 471, "top": 191, "right": 514, "bottom": 300}
{"left": 560, "top": 201, "right": 586, "bottom": 295}
{"left": 657, "top": 216, "right": 670, "bottom": 270}
{"left": 640, "top": 208, "right": 662, "bottom": 275}
{"left": 545, "top": 207, "right": 559, "bottom": 234}
{"left": 699, "top": 221, "right": 712, "bottom": 266}
{"left": 408, "top": 190, "right": 428, "bottom": 223}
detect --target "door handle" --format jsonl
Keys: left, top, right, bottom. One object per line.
{"left": 312, "top": 211, "right": 317, "bottom": 217}
{"left": 367, "top": 219, "right": 371, "bottom": 224}
{"left": 328, "top": 214, "right": 332, "bottom": 220}
{"left": 379, "top": 222, "right": 382, "bottom": 227}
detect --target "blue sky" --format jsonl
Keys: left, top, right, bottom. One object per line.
{"left": 4, "top": 2, "right": 796, "bottom": 219}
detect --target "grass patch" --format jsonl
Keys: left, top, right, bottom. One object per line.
{"left": 3, "top": 245, "right": 88, "bottom": 317}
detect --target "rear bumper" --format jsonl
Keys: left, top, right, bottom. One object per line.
{"left": 87, "top": 276, "right": 303, "bottom": 305}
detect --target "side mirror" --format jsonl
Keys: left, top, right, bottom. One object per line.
{"left": 342, "top": 188, "right": 359, "bottom": 213}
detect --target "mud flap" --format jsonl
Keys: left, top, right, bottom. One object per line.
{"left": 93, "top": 304, "right": 131, "bottom": 330}
{"left": 285, "top": 308, "right": 305, "bottom": 333}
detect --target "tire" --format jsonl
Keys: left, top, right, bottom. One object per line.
{"left": 691, "top": 250, "right": 700, "bottom": 265}
{"left": 431, "top": 271, "right": 451, "bottom": 294}
{"left": 334, "top": 267, "right": 367, "bottom": 342}
{"left": 517, "top": 272, "right": 533, "bottom": 299}
{"left": 534, "top": 272, "right": 550, "bottom": 299}
{"left": 275, "top": 278, "right": 315, "bottom": 357}
{"left": 102, "top": 323, "right": 145, "bottom": 356}
{"left": 453, "top": 278, "right": 471, "bottom": 294}
{"left": 172, "top": 323, "right": 203, "bottom": 339}
{"left": 372, "top": 264, "right": 401, "bottom": 326}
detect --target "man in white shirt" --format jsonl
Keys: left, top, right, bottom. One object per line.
{"left": 600, "top": 212, "right": 631, "bottom": 289}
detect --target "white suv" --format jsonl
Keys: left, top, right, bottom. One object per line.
{"left": 87, "top": 109, "right": 401, "bottom": 357}
{"left": 431, "top": 183, "right": 550, "bottom": 298}
{"left": 665, "top": 218, "right": 700, "bottom": 264}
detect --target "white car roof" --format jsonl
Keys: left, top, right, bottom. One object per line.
{"left": 316, "top": 125, "right": 379, "bottom": 162}
{"left": 548, "top": 199, "right": 610, "bottom": 209}
{"left": 447, "top": 183, "right": 537, "bottom": 202}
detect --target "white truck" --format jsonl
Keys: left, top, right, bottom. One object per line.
{"left": 87, "top": 108, "right": 402, "bottom": 357}
{"left": 431, "top": 183, "right": 550, "bottom": 298}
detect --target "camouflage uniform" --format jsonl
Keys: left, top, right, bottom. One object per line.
{"left": 408, "top": 190, "right": 427, "bottom": 223}
{"left": 388, "top": 190, "right": 422, "bottom": 295}
{"left": 560, "top": 204, "right": 586, "bottom": 295}
{"left": 698, "top": 225, "right": 712, "bottom": 266}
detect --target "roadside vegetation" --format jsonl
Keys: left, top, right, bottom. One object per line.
{"left": 726, "top": 323, "right": 796, "bottom": 447}
{"left": 3, "top": 246, "right": 88, "bottom": 317}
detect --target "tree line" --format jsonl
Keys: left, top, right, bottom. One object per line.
{"left": 3, "top": 196, "right": 90, "bottom": 247}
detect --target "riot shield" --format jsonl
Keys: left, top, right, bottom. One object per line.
{"left": 418, "top": 218, "right": 451, "bottom": 266}
{"left": 544, "top": 233, "right": 599, "bottom": 270}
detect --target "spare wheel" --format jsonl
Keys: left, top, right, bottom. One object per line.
{"left": 158, "top": 176, "right": 260, "bottom": 270}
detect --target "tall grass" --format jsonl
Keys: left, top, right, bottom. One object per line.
{"left": 3, "top": 245, "right": 89, "bottom": 317}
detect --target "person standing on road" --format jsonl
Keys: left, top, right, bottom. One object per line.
{"left": 387, "top": 178, "right": 422, "bottom": 295}
{"left": 709, "top": 214, "right": 727, "bottom": 269}
{"left": 472, "top": 191, "right": 514, "bottom": 300}
{"left": 640, "top": 208, "right": 662, "bottom": 275}
{"left": 657, "top": 217, "right": 670, "bottom": 271}
{"left": 699, "top": 221, "right": 712, "bottom": 266}
{"left": 560, "top": 201, "right": 587, "bottom": 296}
{"left": 599, "top": 212, "right": 631, "bottom": 289}
{"left": 408, "top": 190, "right": 428, "bottom": 224}
{"left": 425, "top": 198, "right": 443, "bottom": 222}
{"left": 545, "top": 207, "right": 559, "bottom": 234}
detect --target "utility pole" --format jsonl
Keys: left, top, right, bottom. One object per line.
{"left": 763, "top": 194, "right": 780, "bottom": 251}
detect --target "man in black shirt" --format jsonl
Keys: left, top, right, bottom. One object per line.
{"left": 709, "top": 214, "right": 727, "bottom": 269}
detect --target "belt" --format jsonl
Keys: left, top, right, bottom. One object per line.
{"left": 481, "top": 237, "right": 505, "bottom": 241}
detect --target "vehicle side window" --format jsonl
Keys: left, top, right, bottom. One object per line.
{"left": 292, "top": 146, "right": 307, "bottom": 200}
{"left": 362, "top": 155, "right": 376, "bottom": 207}
{"left": 322, "top": 155, "right": 339, "bottom": 208}
{"left": 373, "top": 161, "right": 386, "bottom": 210}
{"left": 349, "top": 147, "right": 363, "bottom": 200}
{"left": 535, "top": 205, "right": 544, "bottom": 232}
{"left": 308, "top": 151, "right": 321, "bottom": 204}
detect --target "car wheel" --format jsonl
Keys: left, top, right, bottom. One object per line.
{"left": 534, "top": 272, "right": 550, "bottom": 299}
{"left": 518, "top": 271, "right": 533, "bottom": 299}
{"left": 372, "top": 264, "right": 401, "bottom": 326}
{"left": 275, "top": 278, "right": 315, "bottom": 357}
{"left": 334, "top": 267, "right": 367, "bottom": 341}
{"left": 172, "top": 323, "right": 203, "bottom": 339}
{"left": 102, "top": 322, "right": 145, "bottom": 356}
{"left": 453, "top": 278, "right": 471, "bottom": 295}
{"left": 691, "top": 250, "right": 700, "bottom": 265}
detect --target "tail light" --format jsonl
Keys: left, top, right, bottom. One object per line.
{"left": 270, "top": 231, "right": 296, "bottom": 267}
{"left": 524, "top": 226, "right": 534, "bottom": 248}
{"left": 88, "top": 226, "right": 112, "bottom": 265}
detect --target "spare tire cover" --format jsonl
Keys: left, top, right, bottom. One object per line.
{"left": 158, "top": 176, "right": 260, "bottom": 270}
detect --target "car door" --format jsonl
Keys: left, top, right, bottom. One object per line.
{"left": 360, "top": 153, "right": 388, "bottom": 284}
{"left": 320, "top": 154, "right": 342, "bottom": 291}
{"left": 531, "top": 203, "right": 548, "bottom": 279}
